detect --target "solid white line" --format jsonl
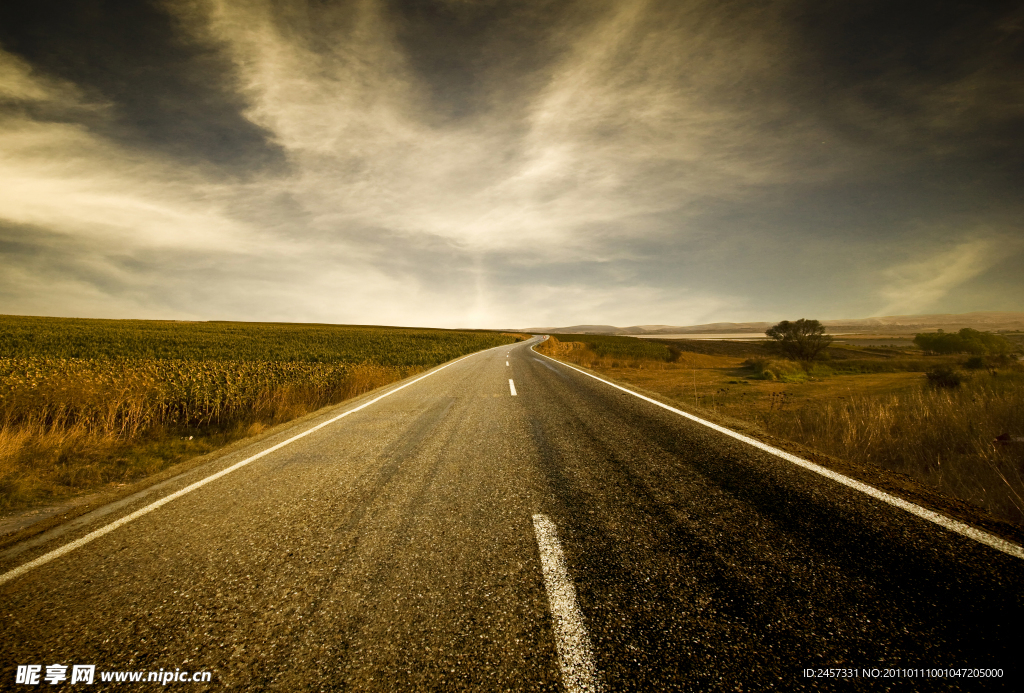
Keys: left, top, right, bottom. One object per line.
{"left": 532, "top": 346, "right": 1024, "bottom": 561}
{"left": 509, "top": 379, "right": 517, "bottom": 396}
{"left": 0, "top": 348, "right": 497, "bottom": 588}
{"left": 532, "top": 514, "right": 599, "bottom": 693}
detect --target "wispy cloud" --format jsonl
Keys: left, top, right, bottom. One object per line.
{"left": 876, "top": 234, "right": 1017, "bottom": 316}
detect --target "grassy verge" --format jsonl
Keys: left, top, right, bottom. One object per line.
{"left": 537, "top": 334, "right": 1024, "bottom": 527}
{"left": 0, "top": 315, "right": 525, "bottom": 513}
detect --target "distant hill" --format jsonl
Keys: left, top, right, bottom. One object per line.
{"left": 526, "top": 324, "right": 632, "bottom": 335}
{"left": 821, "top": 312, "right": 1024, "bottom": 332}
{"left": 524, "top": 311, "right": 1024, "bottom": 335}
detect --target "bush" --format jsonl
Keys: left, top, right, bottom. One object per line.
{"left": 926, "top": 365, "right": 962, "bottom": 388}
{"left": 804, "top": 363, "right": 835, "bottom": 378}
{"left": 744, "top": 357, "right": 773, "bottom": 379}
{"left": 964, "top": 356, "right": 985, "bottom": 369}
{"left": 987, "top": 353, "right": 1018, "bottom": 367}
{"left": 743, "top": 357, "right": 806, "bottom": 381}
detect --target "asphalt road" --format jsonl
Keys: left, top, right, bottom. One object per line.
{"left": 1, "top": 337, "right": 1021, "bottom": 691}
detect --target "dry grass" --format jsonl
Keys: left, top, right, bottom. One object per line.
{"left": 765, "top": 374, "right": 1024, "bottom": 523}
{"left": 0, "top": 361, "right": 417, "bottom": 510}
{"left": 536, "top": 336, "right": 725, "bottom": 370}
{"left": 539, "top": 335, "right": 1024, "bottom": 526}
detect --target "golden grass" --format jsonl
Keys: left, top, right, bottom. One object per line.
{"left": 536, "top": 337, "right": 726, "bottom": 370}
{"left": 767, "top": 377, "right": 1024, "bottom": 522}
{"left": 0, "top": 361, "right": 416, "bottom": 510}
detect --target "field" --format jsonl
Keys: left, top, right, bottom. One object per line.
{"left": 0, "top": 315, "right": 523, "bottom": 512}
{"left": 537, "top": 333, "right": 1024, "bottom": 526}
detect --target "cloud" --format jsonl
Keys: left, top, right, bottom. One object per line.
{"left": 0, "top": 0, "right": 284, "bottom": 169}
{"left": 187, "top": 0, "right": 866, "bottom": 291}
{"left": 0, "top": 119, "right": 255, "bottom": 253}
{"left": 0, "top": 49, "right": 71, "bottom": 102}
{"left": 876, "top": 234, "right": 1018, "bottom": 315}
{"left": 502, "top": 282, "right": 742, "bottom": 329}
{"left": 784, "top": 0, "right": 1024, "bottom": 161}
{"left": 1, "top": 0, "right": 1022, "bottom": 327}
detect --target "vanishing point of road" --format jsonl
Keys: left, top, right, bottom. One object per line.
{"left": 1, "top": 337, "right": 1020, "bottom": 690}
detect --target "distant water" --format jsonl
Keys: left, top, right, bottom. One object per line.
{"left": 633, "top": 333, "right": 767, "bottom": 340}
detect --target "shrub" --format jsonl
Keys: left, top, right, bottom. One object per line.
{"left": 743, "top": 357, "right": 773, "bottom": 379}
{"left": 743, "top": 357, "right": 806, "bottom": 381}
{"left": 803, "top": 363, "right": 835, "bottom": 378}
{"left": 926, "top": 365, "right": 962, "bottom": 388}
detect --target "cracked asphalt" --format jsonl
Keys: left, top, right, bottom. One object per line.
{"left": 1, "top": 337, "right": 1021, "bottom": 691}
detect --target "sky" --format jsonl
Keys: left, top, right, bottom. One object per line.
{"left": 1, "top": 0, "right": 1022, "bottom": 329}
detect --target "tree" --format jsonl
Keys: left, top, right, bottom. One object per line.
{"left": 765, "top": 319, "right": 833, "bottom": 360}
{"left": 914, "top": 328, "right": 1014, "bottom": 355}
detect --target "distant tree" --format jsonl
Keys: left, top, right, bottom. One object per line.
{"left": 765, "top": 319, "right": 833, "bottom": 360}
{"left": 913, "top": 328, "right": 1014, "bottom": 355}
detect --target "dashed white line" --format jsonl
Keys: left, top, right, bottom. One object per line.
{"left": 532, "top": 514, "right": 599, "bottom": 693}
{"left": 506, "top": 361, "right": 510, "bottom": 366}
{"left": 0, "top": 347, "right": 502, "bottom": 587}
{"left": 509, "top": 379, "right": 517, "bottom": 396}
{"left": 532, "top": 346, "right": 1024, "bottom": 561}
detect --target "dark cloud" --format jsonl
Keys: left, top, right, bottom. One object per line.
{"left": 0, "top": 0, "right": 285, "bottom": 172}
{"left": 381, "top": 0, "right": 592, "bottom": 122}
{"left": 787, "top": 0, "right": 1024, "bottom": 156}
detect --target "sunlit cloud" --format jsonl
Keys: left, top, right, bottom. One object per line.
{"left": 876, "top": 234, "right": 1016, "bottom": 316}
{"left": 0, "top": 49, "right": 255, "bottom": 253}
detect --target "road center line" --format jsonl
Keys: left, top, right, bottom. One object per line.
{"left": 509, "top": 379, "right": 517, "bottom": 396}
{"left": 532, "top": 345, "right": 1024, "bottom": 561}
{"left": 0, "top": 347, "right": 501, "bottom": 587}
{"left": 532, "top": 514, "right": 600, "bottom": 693}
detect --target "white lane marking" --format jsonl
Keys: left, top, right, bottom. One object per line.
{"left": 532, "top": 514, "right": 600, "bottom": 693}
{"left": 532, "top": 346, "right": 1024, "bottom": 561}
{"left": 0, "top": 347, "right": 502, "bottom": 587}
{"left": 507, "top": 361, "right": 510, "bottom": 366}
{"left": 509, "top": 379, "right": 517, "bottom": 396}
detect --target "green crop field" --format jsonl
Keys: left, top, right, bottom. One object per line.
{"left": 0, "top": 315, "right": 516, "bottom": 365}
{"left": 0, "top": 315, "right": 522, "bottom": 512}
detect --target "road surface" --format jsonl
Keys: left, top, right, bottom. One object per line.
{"left": 1, "top": 337, "right": 1021, "bottom": 690}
